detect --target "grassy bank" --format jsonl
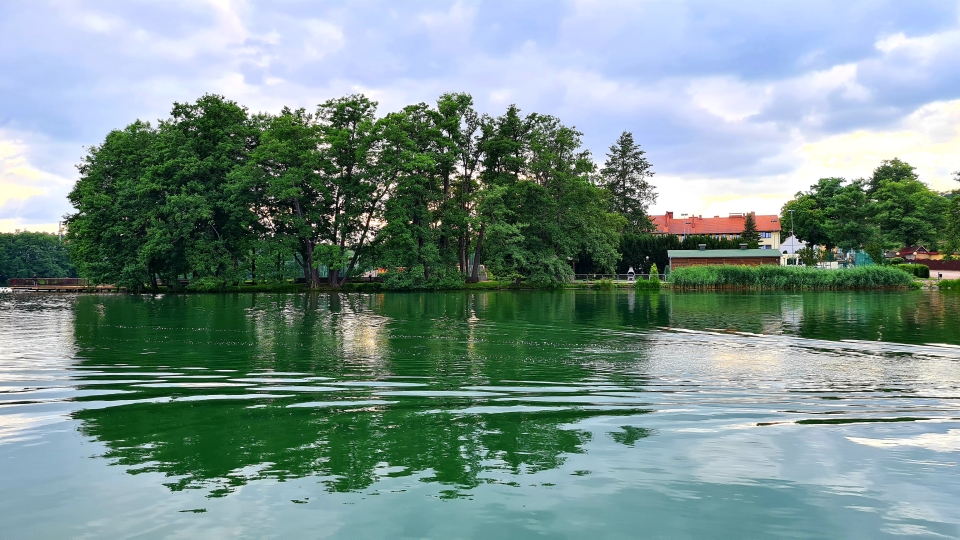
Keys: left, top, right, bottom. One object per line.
{"left": 668, "top": 265, "right": 914, "bottom": 290}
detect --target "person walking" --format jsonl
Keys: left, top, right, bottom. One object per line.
{"left": 33, "top": 273, "right": 38, "bottom": 289}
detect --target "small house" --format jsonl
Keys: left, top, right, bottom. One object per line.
{"left": 668, "top": 244, "right": 782, "bottom": 271}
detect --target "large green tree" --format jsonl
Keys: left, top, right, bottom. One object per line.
{"left": 868, "top": 159, "right": 948, "bottom": 248}
{"left": 599, "top": 131, "right": 656, "bottom": 233}
{"left": 66, "top": 120, "right": 160, "bottom": 289}
{"left": 477, "top": 108, "right": 623, "bottom": 286}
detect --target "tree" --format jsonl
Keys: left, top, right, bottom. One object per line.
{"left": 740, "top": 213, "right": 760, "bottom": 248}
{"left": 0, "top": 233, "right": 77, "bottom": 284}
{"left": 146, "top": 94, "right": 257, "bottom": 290}
{"left": 599, "top": 131, "right": 656, "bottom": 232}
{"left": 796, "top": 246, "right": 822, "bottom": 267}
{"left": 944, "top": 171, "right": 960, "bottom": 257}
{"left": 66, "top": 120, "right": 160, "bottom": 289}
{"left": 868, "top": 159, "right": 948, "bottom": 248}
{"left": 376, "top": 103, "right": 463, "bottom": 290}
{"left": 466, "top": 107, "right": 624, "bottom": 286}
{"left": 236, "top": 107, "right": 327, "bottom": 287}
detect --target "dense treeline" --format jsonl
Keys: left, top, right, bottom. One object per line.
{"left": 0, "top": 232, "right": 77, "bottom": 284}
{"left": 782, "top": 159, "right": 960, "bottom": 262}
{"left": 67, "top": 94, "right": 657, "bottom": 290}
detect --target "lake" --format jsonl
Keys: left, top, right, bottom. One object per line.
{"left": 2, "top": 290, "right": 959, "bottom": 538}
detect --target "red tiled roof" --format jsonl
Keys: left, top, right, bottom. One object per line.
{"left": 897, "top": 246, "right": 928, "bottom": 256}
{"left": 651, "top": 212, "right": 781, "bottom": 235}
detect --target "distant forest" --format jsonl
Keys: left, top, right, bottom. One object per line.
{"left": 0, "top": 232, "right": 77, "bottom": 284}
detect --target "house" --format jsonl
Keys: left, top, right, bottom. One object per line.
{"left": 896, "top": 246, "right": 943, "bottom": 261}
{"left": 650, "top": 211, "right": 782, "bottom": 250}
{"left": 897, "top": 246, "right": 943, "bottom": 261}
{"left": 667, "top": 244, "right": 782, "bottom": 271}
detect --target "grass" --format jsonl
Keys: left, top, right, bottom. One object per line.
{"left": 668, "top": 264, "right": 914, "bottom": 290}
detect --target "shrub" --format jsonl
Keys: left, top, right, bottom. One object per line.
{"left": 596, "top": 278, "right": 615, "bottom": 290}
{"left": 894, "top": 263, "right": 930, "bottom": 278}
{"left": 939, "top": 279, "right": 960, "bottom": 291}
{"left": 634, "top": 279, "right": 661, "bottom": 290}
{"left": 668, "top": 264, "right": 912, "bottom": 290}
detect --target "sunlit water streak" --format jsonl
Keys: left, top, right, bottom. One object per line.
{"left": 1, "top": 291, "right": 959, "bottom": 538}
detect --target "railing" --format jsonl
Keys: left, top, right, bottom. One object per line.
{"left": 573, "top": 274, "right": 666, "bottom": 281}
{"left": 7, "top": 278, "right": 89, "bottom": 287}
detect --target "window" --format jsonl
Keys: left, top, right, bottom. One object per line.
{"left": 760, "top": 232, "right": 772, "bottom": 239}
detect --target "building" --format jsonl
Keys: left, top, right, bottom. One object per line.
{"left": 897, "top": 246, "right": 942, "bottom": 261}
{"left": 667, "top": 245, "right": 783, "bottom": 270}
{"left": 779, "top": 234, "right": 807, "bottom": 265}
{"left": 650, "top": 212, "right": 782, "bottom": 250}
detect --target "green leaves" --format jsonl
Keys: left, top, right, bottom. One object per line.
{"left": 66, "top": 92, "right": 651, "bottom": 290}
{"left": 600, "top": 131, "right": 656, "bottom": 233}
{"left": 781, "top": 160, "right": 953, "bottom": 255}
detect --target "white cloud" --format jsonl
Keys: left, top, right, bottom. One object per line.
{"left": 688, "top": 77, "right": 772, "bottom": 123}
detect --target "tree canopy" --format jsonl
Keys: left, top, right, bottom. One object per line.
{"left": 780, "top": 159, "right": 955, "bottom": 257}
{"left": 0, "top": 232, "right": 77, "bottom": 285}
{"left": 67, "top": 93, "right": 639, "bottom": 289}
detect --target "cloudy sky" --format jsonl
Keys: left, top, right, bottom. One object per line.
{"left": 2, "top": 0, "right": 960, "bottom": 232}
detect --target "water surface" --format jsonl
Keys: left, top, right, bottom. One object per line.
{"left": 2, "top": 291, "right": 959, "bottom": 538}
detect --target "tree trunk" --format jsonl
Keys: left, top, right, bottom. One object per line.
{"left": 470, "top": 223, "right": 485, "bottom": 283}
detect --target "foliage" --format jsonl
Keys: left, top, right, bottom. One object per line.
{"left": 668, "top": 265, "right": 913, "bottom": 290}
{"left": 634, "top": 279, "right": 661, "bottom": 290}
{"left": 939, "top": 278, "right": 960, "bottom": 291}
{"left": 595, "top": 278, "right": 615, "bottom": 290}
{"left": 796, "top": 246, "right": 822, "bottom": 267}
{"left": 0, "top": 233, "right": 78, "bottom": 284}
{"left": 781, "top": 160, "right": 951, "bottom": 257}
{"left": 740, "top": 213, "right": 760, "bottom": 248}
{"left": 944, "top": 171, "right": 960, "bottom": 256}
{"left": 648, "top": 263, "right": 660, "bottom": 282}
{"left": 67, "top": 93, "right": 642, "bottom": 291}
{"left": 894, "top": 263, "right": 930, "bottom": 278}
{"left": 599, "top": 131, "right": 656, "bottom": 233}
{"left": 476, "top": 107, "right": 624, "bottom": 287}
{"left": 634, "top": 262, "right": 661, "bottom": 290}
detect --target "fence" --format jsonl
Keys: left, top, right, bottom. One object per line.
{"left": 7, "top": 277, "right": 89, "bottom": 287}
{"left": 573, "top": 274, "right": 666, "bottom": 281}
{"left": 917, "top": 261, "right": 960, "bottom": 272}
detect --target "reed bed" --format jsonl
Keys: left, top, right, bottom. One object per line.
{"left": 668, "top": 265, "right": 913, "bottom": 290}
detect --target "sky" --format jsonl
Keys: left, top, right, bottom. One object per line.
{"left": 2, "top": 0, "right": 960, "bottom": 233}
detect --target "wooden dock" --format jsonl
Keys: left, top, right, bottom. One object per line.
{"left": 10, "top": 285, "right": 118, "bottom": 292}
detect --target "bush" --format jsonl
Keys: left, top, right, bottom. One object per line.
{"left": 888, "top": 257, "right": 904, "bottom": 265}
{"left": 939, "top": 279, "right": 960, "bottom": 291}
{"left": 634, "top": 279, "right": 661, "bottom": 290}
{"left": 649, "top": 263, "right": 661, "bottom": 283}
{"left": 595, "top": 278, "right": 616, "bottom": 290}
{"left": 668, "top": 264, "right": 913, "bottom": 290}
{"left": 894, "top": 263, "right": 930, "bottom": 278}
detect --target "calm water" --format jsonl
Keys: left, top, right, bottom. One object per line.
{"left": 2, "top": 291, "right": 960, "bottom": 538}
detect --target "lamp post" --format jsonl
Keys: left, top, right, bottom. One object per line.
{"left": 788, "top": 209, "right": 795, "bottom": 265}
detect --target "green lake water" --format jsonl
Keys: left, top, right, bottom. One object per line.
{"left": 2, "top": 290, "right": 960, "bottom": 538}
